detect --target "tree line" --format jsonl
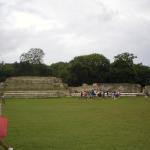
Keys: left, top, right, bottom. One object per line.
{"left": 0, "top": 48, "right": 150, "bottom": 87}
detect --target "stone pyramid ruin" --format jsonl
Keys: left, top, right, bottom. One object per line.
{"left": 3, "top": 77, "right": 70, "bottom": 98}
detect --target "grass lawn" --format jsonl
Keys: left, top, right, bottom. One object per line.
{"left": 2, "top": 97, "right": 150, "bottom": 150}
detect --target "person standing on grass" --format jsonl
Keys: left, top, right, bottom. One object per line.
{"left": 0, "top": 116, "right": 9, "bottom": 150}
{"left": 0, "top": 98, "right": 12, "bottom": 150}
{"left": 112, "top": 91, "right": 116, "bottom": 100}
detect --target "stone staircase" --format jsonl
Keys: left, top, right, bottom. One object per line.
{"left": 3, "top": 77, "right": 70, "bottom": 98}
{"left": 4, "top": 90, "right": 69, "bottom": 98}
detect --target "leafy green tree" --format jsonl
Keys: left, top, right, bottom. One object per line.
{"left": 114, "top": 52, "right": 137, "bottom": 67}
{"left": 20, "top": 48, "right": 45, "bottom": 64}
{"left": 33, "top": 64, "right": 52, "bottom": 76}
{"left": 12, "top": 62, "right": 34, "bottom": 76}
{"left": 50, "top": 62, "right": 69, "bottom": 82}
{"left": 110, "top": 52, "right": 137, "bottom": 83}
{"left": 0, "top": 63, "right": 14, "bottom": 82}
{"left": 67, "top": 54, "right": 110, "bottom": 86}
{"left": 13, "top": 62, "right": 51, "bottom": 77}
{"left": 134, "top": 64, "right": 150, "bottom": 86}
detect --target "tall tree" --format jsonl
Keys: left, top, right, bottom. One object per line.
{"left": 50, "top": 62, "right": 69, "bottom": 81}
{"left": 0, "top": 63, "right": 14, "bottom": 82}
{"left": 114, "top": 52, "right": 137, "bottom": 67}
{"left": 134, "top": 64, "right": 150, "bottom": 86}
{"left": 67, "top": 54, "right": 110, "bottom": 86}
{"left": 110, "top": 52, "right": 137, "bottom": 83}
{"left": 20, "top": 48, "right": 45, "bottom": 64}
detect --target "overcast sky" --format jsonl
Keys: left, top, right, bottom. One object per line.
{"left": 0, "top": 0, "right": 150, "bottom": 65}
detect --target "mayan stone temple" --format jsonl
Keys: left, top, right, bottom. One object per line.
{"left": 3, "top": 77, "right": 70, "bottom": 98}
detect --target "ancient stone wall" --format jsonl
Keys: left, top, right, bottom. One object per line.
{"left": 70, "top": 83, "right": 142, "bottom": 93}
{"left": 3, "top": 77, "right": 70, "bottom": 98}
{"left": 145, "top": 86, "right": 150, "bottom": 93}
{"left": 5, "top": 77, "right": 68, "bottom": 91}
{"left": 100, "top": 83, "right": 141, "bottom": 93}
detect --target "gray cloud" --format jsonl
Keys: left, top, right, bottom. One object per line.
{"left": 0, "top": 0, "right": 150, "bottom": 65}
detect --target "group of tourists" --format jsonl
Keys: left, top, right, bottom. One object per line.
{"left": 81, "top": 89, "right": 121, "bottom": 99}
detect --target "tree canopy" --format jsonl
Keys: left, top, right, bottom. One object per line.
{"left": 0, "top": 51, "right": 150, "bottom": 87}
{"left": 66, "top": 54, "right": 110, "bottom": 86}
{"left": 110, "top": 52, "right": 137, "bottom": 83}
{"left": 20, "top": 48, "right": 45, "bottom": 64}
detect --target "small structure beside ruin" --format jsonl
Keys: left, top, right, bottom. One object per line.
{"left": 70, "top": 83, "right": 142, "bottom": 96}
{"left": 145, "top": 86, "right": 150, "bottom": 94}
{"left": 70, "top": 83, "right": 141, "bottom": 93}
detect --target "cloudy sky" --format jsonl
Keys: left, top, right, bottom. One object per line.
{"left": 0, "top": 0, "right": 150, "bottom": 65}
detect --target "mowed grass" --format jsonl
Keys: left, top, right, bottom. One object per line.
{"left": 3, "top": 97, "right": 150, "bottom": 150}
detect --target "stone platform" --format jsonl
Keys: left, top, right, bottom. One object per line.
{"left": 3, "top": 77, "right": 70, "bottom": 98}
{"left": 70, "top": 83, "right": 142, "bottom": 93}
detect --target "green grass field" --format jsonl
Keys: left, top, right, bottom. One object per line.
{"left": 3, "top": 97, "right": 150, "bottom": 150}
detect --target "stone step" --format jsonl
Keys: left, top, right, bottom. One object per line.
{"left": 4, "top": 90, "right": 70, "bottom": 98}
{"left": 4, "top": 77, "right": 68, "bottom": 91}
